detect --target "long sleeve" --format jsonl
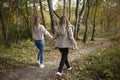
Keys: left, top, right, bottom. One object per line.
{"left": 53, "top": 32, "right": 58, "bottom": 40}
{"left": 67, "top": 26, "right": 78, "bottom": 49}
{"left": 42, "top": 26, "right": 53, "bottom": 39}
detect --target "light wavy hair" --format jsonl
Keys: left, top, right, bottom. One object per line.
{"left": 33, "top": 16, "right": 41, "bottom": 28}
{"left": 57, "top": 16, "right": 70, "bottom": 36}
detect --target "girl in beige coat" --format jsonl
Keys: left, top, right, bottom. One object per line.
{"left": 54, "top": 16, "right": 77, "bottom": 76}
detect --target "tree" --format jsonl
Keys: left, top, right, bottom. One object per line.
{"left": 74, "top": 0, "right": 80, "bottom": 39}
{"left": 47, "top": 0, "right": 55, "bottom": 34}
{"left": 0, "top": 0, "right": 8, "bottom": 46}
{"left": 25, "top": 1, "right": 32, "bottom": 40}
{"left": 63, "top": 0, "right": 66, "bottom": 16}
{"left": 83, "top": 0, "right": 91, "bottom": 43}
{"left": 33, "top": 0, "right": 37, "bottom": 16}
{"left": 39, "top": 0, "right": 45, "bottom": 27}
{"left": 16, "top": 0, "right": 20, "bottom": 41}
{"left": 77, "top": 0, "right": 86, "bottom": 39}
{"left": 68, "top": 0, "right": 72, "bottom": 21}
{"left": 91, "top": 0, "right": 98, "bottom": 41}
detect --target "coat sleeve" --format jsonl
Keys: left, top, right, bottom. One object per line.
{"left": 68, "top": 26, "right": 78, "bottom": 49}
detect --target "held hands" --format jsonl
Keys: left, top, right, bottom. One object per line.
{"left": 73, "top": 43, "right": 78, "bottom": 50}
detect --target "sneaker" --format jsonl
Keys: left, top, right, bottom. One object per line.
{"left": 36, "top": 60, "right": 40, "bottom": 65}
{"left": 40, "top": 64, "right": 45, "bottom": 68}
{"left": 68, "top": 67, "right": 72, "bottom": 71}
{"left": 56, "top": 72, "right": 62, "bottom": 76}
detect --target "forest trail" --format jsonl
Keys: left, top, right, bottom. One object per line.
{"left": 0, "top": 38, "right": 113, "bottom": 80}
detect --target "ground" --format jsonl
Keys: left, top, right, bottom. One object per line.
{"left": 0, "top": 38, "right": 113, "bottom": 80}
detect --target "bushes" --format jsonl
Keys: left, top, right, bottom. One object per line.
{"left": 71, "top": 46, "right": 120, "bottom": 80}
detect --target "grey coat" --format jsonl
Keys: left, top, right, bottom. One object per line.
{"left": 54, "top": 24, "right": 77, "bottom": 49}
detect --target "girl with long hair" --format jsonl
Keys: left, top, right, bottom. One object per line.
{"left": 32, "top": 16, "right": 53, "bottom": 68}
{"left": 54, "top": 16, "right": 77, "bottom": 76}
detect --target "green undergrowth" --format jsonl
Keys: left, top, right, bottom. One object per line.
{"left": 71, "top": 46, "right": 120, "bottom": 80}
{"left": 0, "top": 39, "right": 53, "bottom": 72}
{"left": 48, "top": 40, "right": 120, "bottom": 80}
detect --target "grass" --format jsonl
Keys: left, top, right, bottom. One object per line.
{"left": 0, "top": 31, "right": 119, "bottom": 80}
{"left": 0, "top": 39, "right": 54, "bottom": 72}
{"left": 48, "top": 38, "right": 120, "bottom": 80}
{"left": 71, "top": 45, "right": 120, "bottom": 80}
{"left": 0, "top": 39, "right": 35, "bottom": 72}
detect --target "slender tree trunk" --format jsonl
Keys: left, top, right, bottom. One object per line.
{"left": 77, "top": 0, "right": 86, "bottom": 39}
{"left": 39, "top": 0, "right": 45, "bottom": 27}
{"left": 69, "top": 0, "right": 72, "bottom": 21}
{"left": 6, "top": 0, "right": 13, "bottom": 45}
{"left": 91, "top": 0, "right": 98, "bottom": 41}
{"left": 0, "top": 0, "right": 9, "bottom": 46}
{"left": 75, "top": 0, "right": 80, "bottom": 19}
{"left": 83, "top": 0, "right": 91, "bottom": 43}
{"left": 18, "top": 0, "right": 29, "bottom": 26}
{"left": 16, "top": 0, "right": 20, "bottom": 41}
{"left": 53, "top": 10, "right": 60, "bottom": 19}
{"left": 114, "top": 14, "right": 117, "bottom": 34}
{"left": 47, "top": 0, "right": 55, "bottom": 34}
{"left": 106, "top": 1, "right": 110, "bottom": 32}
{"left": 33, "top": 0, "right": 37, "bottom": 16}
{"left": 100, "top": 12, "right": 103, "bottom": 32}
{"left": 63, "top": 0, "right": 66, "bottom": 16}
{"left": 74, "top": 0, "right": 80, "bottom": 39}
{"left": 0, "top": 8, "right": 8, "bottom": 46}
{"left": 25, "top": 1, "right": 32, "bottom": 40}
{"left": 7, "top": 0, "right": 13, "bottom": 31}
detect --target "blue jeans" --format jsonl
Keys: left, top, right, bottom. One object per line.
{"left": 35, "top": 40, "right": 45, "bottom": 64}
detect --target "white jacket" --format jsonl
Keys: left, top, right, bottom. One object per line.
{"left": 32, "top": 24, "right": 53, "bottom": 40}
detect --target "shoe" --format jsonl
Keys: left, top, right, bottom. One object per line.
{"left": 36, "top": 60, "right": 40, "bottom": 65}
{"left": 56, "top": 72, "right": 62, "bottom": 76}
{"left": 40, "top": 64, "right": 45, "bottom": 68}
{"left": 68, "top": 67, "right": 72, "bottom": 71}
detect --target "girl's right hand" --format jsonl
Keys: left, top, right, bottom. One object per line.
{"left": 73, "top": 44, "right": 78, "bottom": 50}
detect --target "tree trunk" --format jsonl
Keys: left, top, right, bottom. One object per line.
{"left": 77, "top": 0, "right": 86, "bottom": 39}
{"left": 69, "top": 0, "right": 72, "bottom": 21}
{"left": 91, "top": 0, "right": 98, "bottom": 41}
{"left": 74, "top": 0, "right": 80, "bottom": 39}
{"left": 39, "top": 0, "right": 45, "bottom": 27}
{"left": 83, "top": 0, "right": 91, "bottom": 43}
{"left": 53, "top": 10, "right": 61, "bottom": 19}
{"left": 106, "top": 1, "right": 111, "bottom": 32}
{"left": 25, "top": 1, "right": 32, "bottom": 40}
{"left": 16, "top": 0, "right": 20, "bottom": 41}
{"left": 100, "top": 12, "right": 104, "bottom": 32}
{"left": 33, "top": 0, "right": 37, "bottom": 16}
{"left": 0, "top": 8, "right": 8, "bottom": 46}
{"left": 6, "top": 0, "right": 13, "bottom": 45}
{"left": 63, "top": 0, "right": 66, "bottom": 16}
{"left": 47, "top": 0, "right": 55, "bottom": 34}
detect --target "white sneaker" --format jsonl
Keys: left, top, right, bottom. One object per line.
{"left": 56, "top": 72, "right": 62, "bottom": 76}
{"left": 40, "top": 64, "right": 45, "bottom": 68}
{"left": 36, "top": 60, "right": 40, "bottom": 65}
{"left": 68, "top": 67, "right": 72, "bottom": 71}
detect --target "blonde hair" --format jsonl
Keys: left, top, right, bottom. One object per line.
{"left": 57, "top": 16, "right": 70, "bottom": 36}
{"left": 33, "top": 16, "right": 41, "bottom": 28}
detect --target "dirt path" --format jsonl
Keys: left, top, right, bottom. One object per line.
{"left": 0, "top": 38, "right": 113, "bottom": 80}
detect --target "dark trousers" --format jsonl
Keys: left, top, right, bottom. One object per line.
{"left": 58, "top": 48, "right": 70, "bottom": 72}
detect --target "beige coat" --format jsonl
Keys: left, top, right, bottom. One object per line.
{"left": 54, "top": 24, "right": 77, "bottom": 49}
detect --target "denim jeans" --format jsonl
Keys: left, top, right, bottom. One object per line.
{"left": 35, "top": 40, "right": 45, "bottom": 64}
{"left": 58, "top": 48, "right": 70, "bottom": 72}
